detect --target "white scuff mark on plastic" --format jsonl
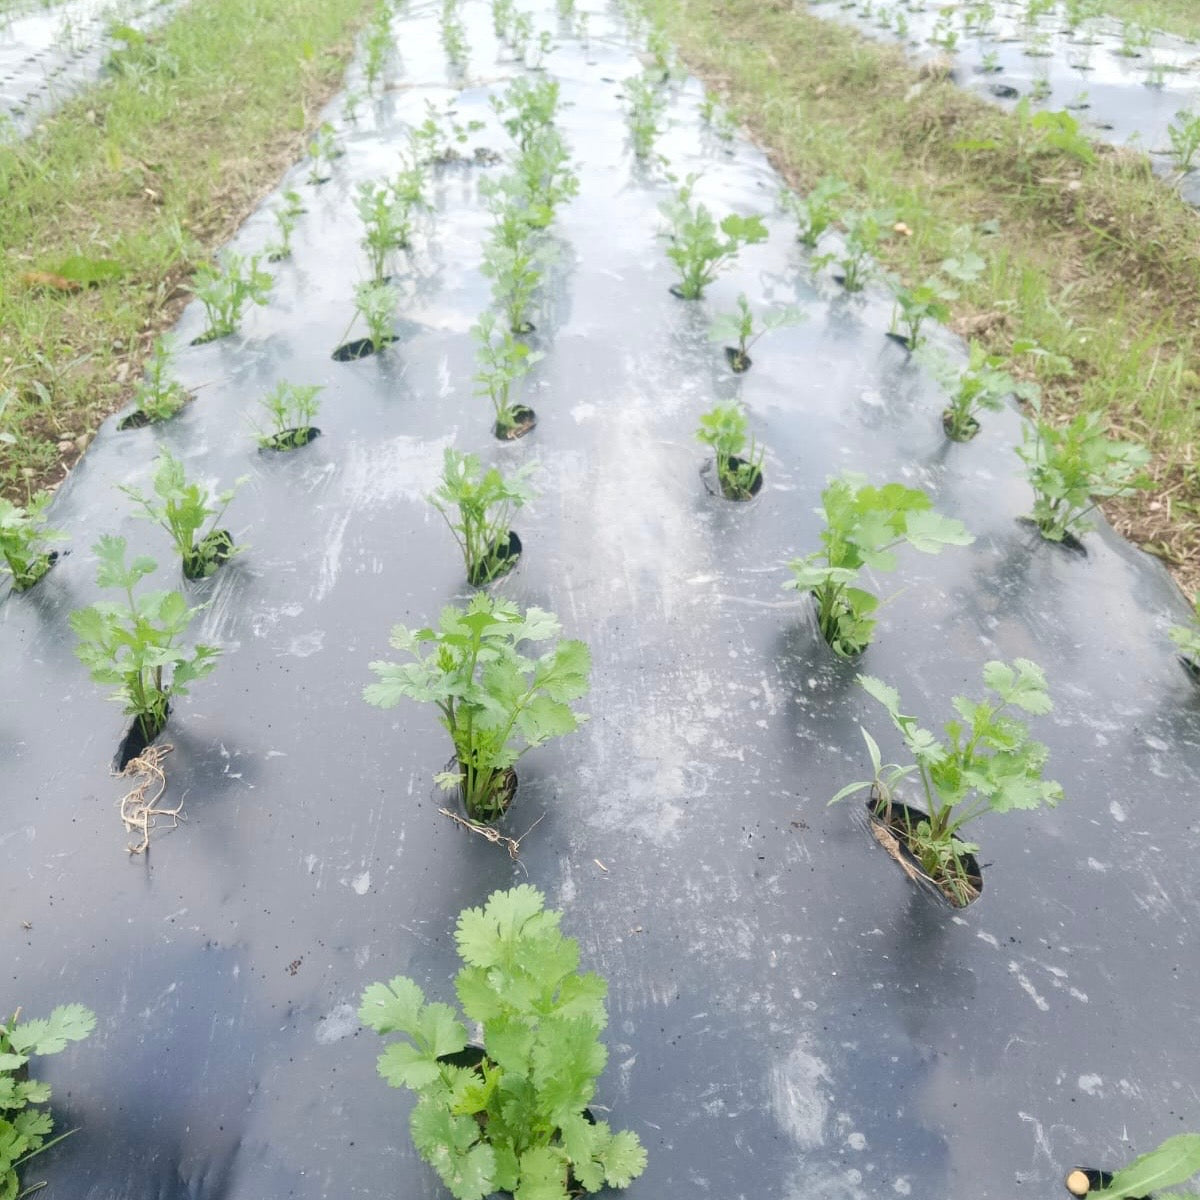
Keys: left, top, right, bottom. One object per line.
{"left": 304, "top": 854, "right": 319, "bottom": 874}
{"left": 354, "top": 946, "right": 370, "bottom": 969}
{"left": 288, "top": 630, "right": 324, "bottom": 658}
{"left": 571, "top": 402, "right": 596, "bottom": 422}
{"left": 977, "top": 930, "right": 999, "bottom": 948}
{"left": 769, "top": 1040, "right": 830, "bottom": 1150}
{"left": 436, "top": 354, "right": 452, "bottom": 398}
{"left": 846, "top": 1131, "right": 867, "bottom": 1150}
{"left": 1078, "top": 1073, "right": 1103, "bottom": 1096}
{"left": 1018, "top": 1111, "right": 1056, "bottom": 1164}
{"left": 315, "top": 1003, "right": 358, "bottom": 1045}
{"left": 1087, "top": 857, "right": 1110, "bottom": 871}
{"left": 316, "top": 509, "right": 350, "bottom": 603}
{"left": 893, "top": 1179, "right": 912, "bottom": 1195}
{"left": 1110, "top": 799, "right": 1127, "bottom": 822}
{"left": 1070, "top": 988, "right": 1089, "bottom": 1003}
{"left": 162, "top": 908, "right": 188, "bottom": 923}
{"left": 1008, "top": 962, "right": 1050, "bottom": 1012}
{"left": 351, "top": 870, "right": 371, "bottom": 896}
{"left": 1145, "top": 734, "right": 1169, "bottom": 752}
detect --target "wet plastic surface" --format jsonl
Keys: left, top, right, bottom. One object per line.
{"left": 0, "top": 0, "right": 182, "bottom": 137}
{"left": 2, "top": 1, "right": 1199, "bottom": 1198}
{"left": 811, "top": 0, "right": 1200, "bottom": 205}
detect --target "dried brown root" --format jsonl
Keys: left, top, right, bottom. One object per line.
{"left": 113, "top": 744, "right": 182, "bottom": 854}
{"left": 437, "top": 807, "right": 544, "bottom": 865}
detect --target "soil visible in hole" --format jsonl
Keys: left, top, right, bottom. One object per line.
{"left": 865, "top": 797, "right": 983, "bottom": 908}
{"left": 885, "top": 330, "right": 914, "bottom": 352}
{"left": 1178, "top": 654, "right": 1200, "bottom": 682}
{"left": 8, "top": 550, "right": 60, "bottom": 592}
{"left": 990, "top": 83, "right": 1020, "bottom": 98}
{"left": 494, "top": 407, "right": 537, "bottom": 440}
{"left": 331, "top": 335, "right": 398, "bottom": 362}
{"left": 701, "top": 455, "right": 763, "bottom": 501}
{"left": 467, "top": 531, "right": 522, "bottom": 587}
{"left": 724, "top": 346, "right": 751, "bottom": 373}
{"left": 118, "top": 410, "right": 153, "bottom": 430}
{"left": 512, "top": 319, "right": 536, "bottom": 335}
{"left": 183, "top": 529, "right": 235, "bottom": 580}
{"left": 668, "top": 284, "right": 698, "bottom": 299}
{"left": 1018, "top": 517, "right": 1088, "bottom": 557}
{"left": 115, "top": 707, "right": 169, "bottom": 772}
{"left": 190, "top": 329, "right": 227, "bottom": 347}
{"left": 259, "top": 426, "right": 321, "bottom": 451}
{"left": 942, "top": 410, "right": 980, "bottom": 441}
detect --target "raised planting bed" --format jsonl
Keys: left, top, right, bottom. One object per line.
{"left": 2, "top": 1, "right": 1199, "bottom": 1199}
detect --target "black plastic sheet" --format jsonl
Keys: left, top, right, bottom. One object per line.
{"left": 3, "top": 1, "right": 1199, "bottom": 1197}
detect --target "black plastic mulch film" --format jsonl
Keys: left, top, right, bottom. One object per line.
{"left": 2, "top": 1, "right": 1198, "bottom": 1198}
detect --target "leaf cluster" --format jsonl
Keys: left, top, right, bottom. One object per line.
{"left": 708, "top": 292, "right": 804, "bottom": 366}
{"left": 363, "top": 595, "right": 589, "bottom": 820}
{"left": 356, "top": 166, "right": 426, "bottom": 283}
{"left": 784, "top": 474, "right": 973, "bottom": 657}
{"left": 130, "top": 336, "right": 188, "bottom": 423}
{"left": 120, "top": 450, "right": 244, "bottom": 579}
{"left": 659, "top": 178, "right": 768, "bottom": 299}
{"left": 473, "top": 313, "right": 543, "bottom": 431}
{"left": 359, "top": 886, "right": 647, "bottom": 1200}
{"left": 696, "top": 402, "right": 761, "bottom": 499}
{"left": 888, "top": 274, "right": 955, "bottom": 350}
{"left": 430, "top": 448, "right": 537, "bottom": 586}
{"left": 625, "top": 71, "right": 667, "bottom": 159}
{"left": 255, "top": 381, "right": 322, "bottom": 448}
{"left": 0, "top": 492, "right": 65, "bottom": 592}
{"left": 1103, "top": 1133, "right": 1200, "bottom": 1200}
{"left": 780, "top": 176, "right": 848, "bottom": 248}
{"left": 492, "top": 77, "right": 561, "bottom": 151}
{"left": 190, "top": 253, "right": 272, "bottom": 341}
{"left": 1016, "top": 410, "right": 1150, "bottom": 542}
{"left": 1, "top": 1004, "right": 96, "bottom": 1200}
{"left": 924, "top": 340, "right": 1038, "bottom": 442}
{"left": 70, "top": 536, "right": 221, "bottom": 740}
{"left": 1169, "top": 594, "right": 1200, "bottom": 665}
{"left": 354, "top": 280, "right": 397, "bottom": 350}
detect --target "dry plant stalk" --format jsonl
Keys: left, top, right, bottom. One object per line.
{"left": 114, "top": 744, "right": 183, "bottom": 854}
{"left": 438, "top": 807, "right": 544, "bottom": 863}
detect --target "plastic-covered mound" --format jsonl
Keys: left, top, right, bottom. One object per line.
{"left": 0, "top": 0, "right": 183, "bottom": 137}
{"left": 811, "top": 0, "right": 1200, "bottom": 206}
{"left": 2, "top": 0, "right": 1198, "bottom": 1198}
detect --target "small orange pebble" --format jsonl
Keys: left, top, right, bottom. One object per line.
{"left": 893, "top": 221, "right": 913, "bottom": 237}
{"left": 1066, "top": 1169, "right": 1091, "bottom": 1196}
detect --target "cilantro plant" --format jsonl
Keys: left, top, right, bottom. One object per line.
{"left": 1070, "top": 1133, "right": 1200, "bottom": 1200}
{"left": 888, "top": 275, "right": 955, "bottom": 351}
{"left": 70, "top": 536, "right": 221, "bottom": 745}
{"left": 1169, "top": 595, "right": 1200, "bottom": 669}
{"left": 696, "top": 402, "right": 763, "bottom": 500}
{"left": 784, "top": 474, "right": 973, "bottom": 657}
{"left": 512, "top": 129, "right": 579, "bottom": 227}
{"left": 0, "top": 492, "right": 65, "bottom": 591}
{"left": 625, "top": 71, "right": 667, "bottom": 159}
{"left": 254, "top": 381, "right": 322, "bottom": 450}
{"left": 823, "top": 208, "right": 892, "bottom": 292}
{"left": 492, "top": 77, "right": 561, "bottom": 151}
{"left": 659, "top": 178, "right": 767, "bottom": 299}
{"left": 481, "top": 230, "right": 544, "bottom": 335}
{"left": 190, "top": 253, "right": 272, "bottom": 343}
{"left": 120, "top": 451, "right": 244, "bottom": 580}
{"left": 357, "top": 168, "right": 426, "bottom": 284}
{"left": 832, "top": 660, "right": 1063, "bottom": 906}
{"left": 363, "top": 596, "right": 590, "bottom": 821}
{"left": 430, "top": 448, "right": 536, "bottom": 586}
{"left": 360, "top": 885, "right": 647, "bottom": 1200}
{"left": 126, "top": 336, "right": 188, "bottom": 424}
{"left": 708, "top": 292, "right": 804, "bottom": 372}
{"left": 1, "top": 1003, "right": 96, "bottom": 1200}
{"left": 1016, "top": 410, "right": 1149, "bottom": 544}
{"left": 307, "top": 122, "right": 344, "bottom": 183}
{"left": 363, "top": 0, "right": 393, "bottom": 91}
{"left": 351, "top": 280, "right": 397, "bottom": 354}
{"left": 411, "top": 100, "right": 485, "bottom": 165}
{"left": 474, "top": 312, "right": 543, "bottom": 437}
{"left": 781, "top": 176, "right": 848, "bottom": 248}
{"left": 925, "top": 341, "right": 1038, "bottom": 441}
{"left": 266, "top": 189, "right": 305, "bottom": 262}
{"left": 1168, "top": 109, "right": 1200, "bottom": 172}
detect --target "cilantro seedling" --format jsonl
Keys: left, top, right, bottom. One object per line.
{"left": 307, "top": 122, "right": 344, "bottom": 183}
{"left": 833, "top": 660, "right": 1063, "bottom": 906}
{"left": 1, "top": 1003, "right": 96, "bottom": 1200}
{"left": 189, "top": 252, "right": 272, "bottom": 343}
{"left": 120, "top": 450, "right": 245, "bottom": 580}
{"left": 254, "top": 381, "right": 322, "bottom": 450}
{"left": 625, "top": 71, "right": 667, "bottom": 159}
{"left": 491, "top": 77, "right": 561, "bottom": 151}
{"left": 1016, "top": 410, "right": 1149, "bottom": 544}
{"left": 659, "top": 177, "right": 767, "bottom": 299}
{"left": 1168, "top": 109, "right": 1200, "bottom": 172}
{"left": 780, "top": 176, "right": 849, "bottom": 248}
{"left": 923, "top": 340, "right": 1038, "bottom": 441}
{"left": 888, "top": 275, "right": 955, "bottom": 351}
{"left": 360, "top": 885, "right": 648, "bottom": 1200}
{"left": 430, "top": 449, "right": 536, "bottom": 586}
{"left": 127, "top": 336, "right": 189, "bottom": 424}
{"left": 473, "top": 312, "right": 542, "bottom": 436}
{"left": 364, "top": 596, "right": 590, "bottom": 821}
{"left": 0, "top": 492, "right": 66, "bottom": 591}
{"left": 364, "top": 0, "right": 393, "bottom": 91}
{"left": 357, "top": 164, "right": 426, "bottom": 284}
{"left": 266, "top": 189, "right": 305, "bottom": 262}
{"left": 1170, "top": 595, "right": 1200, "bottom": 670}
{"left": 821, "top": 207, "right": 893, "bottom": 292}
{"left": 696, "top": 402, "right": 763, "bottom": 500}
{"left": 708, "top": 292, "right": 804, "bottom": 372}
{"left": 784, "top": 474, "right": 973, "bottom": 657}
{"left": 352, "top": 280, "right": 397, "bottom": 353}
{"left": 70, "top": 536, "right": 221, "bottom": 744}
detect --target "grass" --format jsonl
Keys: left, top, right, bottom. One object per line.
{"left": 632, "top": 0, "right": 1200, "bottom": 594}
{"left": 0, "top": 0, "right": 377, "bottom": 503}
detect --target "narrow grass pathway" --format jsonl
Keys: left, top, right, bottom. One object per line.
{"left": 1098, "top": 0, "right": 1200, "bottom": 42}
{"left": 0, "top": 0, "right": 377, "bottom": 500}
{"left": 635, "top": 0, "right": 1200, "bottom": 594}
